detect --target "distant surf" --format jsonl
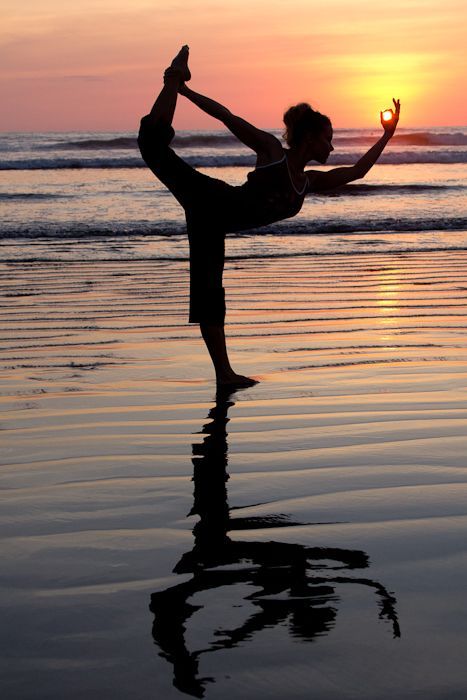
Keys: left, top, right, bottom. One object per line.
{"left": 45, "top": 130, "right": 467, "bottom": 150}
{"left": 1, "top": 127, "right": 466, "bottom": 168}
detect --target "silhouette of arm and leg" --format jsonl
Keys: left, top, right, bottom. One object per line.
{"left": 138, "top": 47, "right": 256, "bottom": 386}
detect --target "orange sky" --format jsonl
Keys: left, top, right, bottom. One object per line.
{"left": 1, "top": 0, "right": 466, "bottom": 131}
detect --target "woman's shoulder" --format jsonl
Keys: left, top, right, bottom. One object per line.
{"left": 253, "top": 150, "right": 286, "bottom": 170}
{"left": 254, "top": 131, "right": 283, "bottom": 163}
{"left": 245, "top": 150, "right": 288, "bottom": 190}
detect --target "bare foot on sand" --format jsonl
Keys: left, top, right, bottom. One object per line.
{"left": 216, "top": 372, "right": 258, "bottom": 388}
{"left": 170, "top": 45, "right": 191, "bottom": 82}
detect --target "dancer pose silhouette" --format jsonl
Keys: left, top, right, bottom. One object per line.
{"left": 138, "top": 46, "right": 400, "bottom": 386}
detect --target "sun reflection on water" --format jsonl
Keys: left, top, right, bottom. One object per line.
{"left": 377, "top": 270, "right": 402, "bottom": 327}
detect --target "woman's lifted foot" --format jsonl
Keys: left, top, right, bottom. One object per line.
{"left": 170, "top": 45, "right": 191, "bottom": 82}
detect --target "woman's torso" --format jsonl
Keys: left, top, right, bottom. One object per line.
{"left": 220, "top": 152, "right": 309, "bottom": 232}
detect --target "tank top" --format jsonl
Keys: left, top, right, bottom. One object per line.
{"left": 224, "top": 153, "right": 308, "bottom": 233}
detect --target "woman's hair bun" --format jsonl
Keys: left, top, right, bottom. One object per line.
{"left": 283, "top": 103, "right": 312, "bottom": 127}
{"left": 283, "top": 102, "right": 331, "bottom": 147}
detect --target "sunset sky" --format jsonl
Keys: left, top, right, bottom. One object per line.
{"left": 2, "top": 0, "right": 466, "bottom": 132}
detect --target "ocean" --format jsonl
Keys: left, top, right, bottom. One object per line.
{"left": 0, "top": 126, "right": 466, "bottom": 263}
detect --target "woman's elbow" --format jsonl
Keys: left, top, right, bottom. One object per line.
{"left": 351, "top": 165, "right": 366, "bottom": 181}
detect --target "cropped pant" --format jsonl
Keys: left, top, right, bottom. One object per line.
{"left": 138, "top": 118, "right": 232, "bottom": 324}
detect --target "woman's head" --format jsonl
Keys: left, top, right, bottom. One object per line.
{"left": 283, "top": 103, "right": 333, "bottom": 163}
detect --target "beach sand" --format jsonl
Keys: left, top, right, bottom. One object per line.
{"left": 2, "top": 249, "right": 467, "bottom": 699}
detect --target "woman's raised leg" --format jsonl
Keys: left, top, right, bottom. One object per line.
{"left": 145, "top": 45, "right": 189, "bottom": 128}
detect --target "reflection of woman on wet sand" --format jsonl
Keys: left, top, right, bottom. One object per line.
{"left": 138, "top": 46, "right": 400, "bottom": 386}
{"left": 150, "top": 387, "right": 400, "bottom": 697}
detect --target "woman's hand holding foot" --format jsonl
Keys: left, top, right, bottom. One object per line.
{"left": 163, "top": 67, "right": 184, "bottom": 86}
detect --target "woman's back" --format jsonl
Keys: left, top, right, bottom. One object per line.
{"left": 223, "top": 153, "right": 308, "bottom": 233}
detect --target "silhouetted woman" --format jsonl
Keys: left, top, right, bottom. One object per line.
{"left": 138, "top": 46, "right": 400, "bottom": 386}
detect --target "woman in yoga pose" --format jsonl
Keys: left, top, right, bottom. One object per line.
{"left": 138, "top": 46, "right": 400, "bottom": 386}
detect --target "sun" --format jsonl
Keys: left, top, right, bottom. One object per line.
{"left": 332, "top": 51, "right": 435, "bottom": 125}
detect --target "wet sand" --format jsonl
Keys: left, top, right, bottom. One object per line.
{"left": 2, "top": 250, "right": 467, "bottom": 699}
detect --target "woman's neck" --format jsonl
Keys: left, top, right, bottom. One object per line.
{"left": 285, "top": 147, "right": 309, "bottom": 174}
{"left": 284, "top": 149, "right": 309, "bottom": 193}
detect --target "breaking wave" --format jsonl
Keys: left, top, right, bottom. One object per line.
{"left": 2, "top": 150, "right": 467, "bottom": 170}
{"left": 2, "top": 215, "right": 466, "bottom": 239}
{"left": 47, "top": 130, "right": 467, "bottom": 150}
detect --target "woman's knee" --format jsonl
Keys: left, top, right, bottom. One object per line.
{"left": 189, "top": 286, "right": 226, "bottom": 325}
{"left": 138, "top": 117, "right": 175, "bottom": 153}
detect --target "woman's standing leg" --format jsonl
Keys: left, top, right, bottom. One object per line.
{"left": 200, "top": 325, "right": 242, "bottom": 383}
{"left": 188, "top": 214, "right": 256, "bottom": 387}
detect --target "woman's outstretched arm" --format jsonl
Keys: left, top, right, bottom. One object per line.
{"left": 176, "top": 76, "right": 283, "bottom": 160}
{"left": 307, "top": 99, "right": 400, "bottom": 192}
